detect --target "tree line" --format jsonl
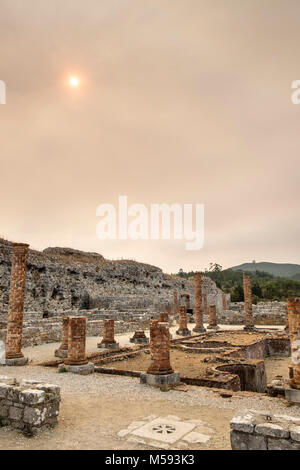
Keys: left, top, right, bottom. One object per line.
{"left": 177, "top": 264, "right": 300, "bottom": 302}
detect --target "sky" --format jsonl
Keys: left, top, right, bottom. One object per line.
{"left": 0, "top": 0, "right": 299, "bottom": 273}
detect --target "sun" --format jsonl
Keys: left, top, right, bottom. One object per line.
{"left": 69, "top": 77, "right": 80, "bottom": 87}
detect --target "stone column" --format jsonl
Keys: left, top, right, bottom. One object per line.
{"left": 176, "top": 306, "right": 191, "bottom": 336}
{"left": 55, "top": 317, "right": 69, "bottom": 358}
{"left": 63, "top": 317, "right": 94, "bottom": 374}
{"left": 287, "top": 298, "right": 300, "bottom": 389}
{"left": 5, "top": 243, "right": 29, "bottom": 366}
{"left": 98, "top": 319, "right": 119, "bottom": 349}
{"left": 222, "top": 292, "right": 227, "bottom": 311}
{"left": 140, "top": 320, "right": 179, "bottom": 389}
{"left": 207, "top": 305, "right": 219, "bottom": 330}
{"left": 193, "top": 273, "right": 206, "bottom": 332}
{"left": 243, "top": 274, "right": 255, "bottom": 330}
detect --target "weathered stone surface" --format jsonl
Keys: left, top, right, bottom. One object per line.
{"left": 290, "top": 425, "right": 300, "bottom": 442}
{"left": 0, "top": 376, "right": 60, "bottom": 434}
{"left": 230, "top": 430, "right": 267, "bottom": 450}
{"left": 19, "top": 389, "right": 46, "bottom": 405}
{"left": 231, "top": 410, "right": 300, "bottom": 450}
{"left": 255, "top": 423, "right": 289, "bottom": 439}
{"left": 267, "top": 437, "right": 300, "bottom": 450}
{"left": 230, "top": 412, "right": 256, "bottom": 433}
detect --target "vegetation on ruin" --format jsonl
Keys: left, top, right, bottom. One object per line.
{"left": 177, "top": 264, "right": 300, "bottom": 302}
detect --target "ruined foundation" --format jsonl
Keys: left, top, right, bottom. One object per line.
{"left": 0, "top": 375, "right": 60, "bottom": 435}
{"left": 193, "top": 273, "right": 206, "bottom": 333}
{"left": 230, "top": 410, "right": 300, "bottom": 450}
{"left": 176, "top": 306, "right": 191, "bottom": 336}
{"left": 98, "top": 319, "right": 119, "bottom": 349}
{"left": 5, "top": 243, "right": 29, "bottom": 366}
{"left": 141, "top": 320, "right": 180, "bottom": 389}
{"left": 63, "top": 317, "right": 94, "bottom": 375}
{"left": 55, "top": 317, "right": 69, "bottom": 358}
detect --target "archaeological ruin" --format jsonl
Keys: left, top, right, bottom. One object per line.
{"left": 0, "top": 237, "right": 299, "bottom": 451}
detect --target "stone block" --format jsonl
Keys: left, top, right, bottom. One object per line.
{"left": 64, "top": 362, "right": 94, "bottom": 375}
{"left": 255, "top": 423, "right": 289, "bottom": 439}
{"left": 230, "top": 430, "right": 267, "bottom": 450}
{"left": 290, "top": 426, "right": 300, "bottom": 442}
{"left": 20, "top": 389, "right": 46, "bottom": 405}
{"left": 267, "top": 437, "right": 300, "bottom": 450}
{"left": 23, "top": 406, "right": 47, "bottom": 426}
{"left": 230, "top": 412, "right": 256, "bottom": 433}
{"left": 9, "top": 405, "right": 23, "bottom": 421}
{"left": 0, "top": 384, "right": 12, "bottom": 399}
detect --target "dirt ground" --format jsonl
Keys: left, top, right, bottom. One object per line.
{"left": 103, "top": 349, "right": 218, "bottom": 377}
{"left": 189, "top": 331, "right": 269, "bottom": 346}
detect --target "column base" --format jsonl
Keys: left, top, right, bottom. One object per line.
{"left": 97, "top": 342, "right": 120, "bottom": 349}
{"left": 193, "top": 327, "right": 206, "bottom": 333}
{"left": 5, "top": 357, "right": 28, "bottom": 367}
{"left": 60, "top": 362, "right": 95, "bottom": 375}
{"left": 285, "top": 385, "right": 300, "bottom": 404}
{"left": 130, "top": 337, "right": 149, "bottom": 344}
{"left": 244, "top": 326, "right": 256, "bottom": 331}
{"left": 55, "top": 349, "right": 68, "bottom": 359}
{"left": 207, "top": 325, "right": 220, "bottom": 330}
{"left": 140, "top": 371, "right": 180, "bottom": 389}
{"left": 176, "top": 329, "right": 191, "bottom": 336}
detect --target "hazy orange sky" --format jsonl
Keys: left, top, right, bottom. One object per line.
{"left": 0, "top": 0, "right": 299, "bottom": 273}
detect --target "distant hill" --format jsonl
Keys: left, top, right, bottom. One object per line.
{"left": 230, "top": 262, "right": 300, "bottom": 279}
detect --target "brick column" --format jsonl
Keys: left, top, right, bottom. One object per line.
{"left": 193, "top": 273, "right": 206, "bottom": 332}
{"left": 160, "top": 312, "right": 169, "bottom": 323}
{"left": 287, "top": 298, "right": 300, "bottom": 389}
{"left": 203, "top": 293, "right": 208, "bottom": 315}
{"left": 64, "top": 317, "right": 88, "bottom": 366}
{"left": 147, "top": 321, "right": 173, "bottom": 375}
{"left": 243, "top": 274, "right": 255, "bottom": 330}
{"left": 207, "top": 305, "right": 219, "bottom": 329}
{"left": 98, "top": 319, "right": 119, "bottom": 349}
{"left": 176, "top": 306, "right": 191, "bottom": 336}
{"left": 55, "top": 317, "right": 69, "bottom": 358}
{"left": 5, "top": 243, "right": 29, "bottom": 366}
{"left": 173, "top": 291, "right": 179, "bottom": 317}
{"left": 285, "top": 304, "right": 289, "bottom": 332}
{"left": 222, "top": 292, "right": 227, "bottom": 311}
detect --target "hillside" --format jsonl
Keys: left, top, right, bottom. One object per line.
{"left": 230, "top": 262, "right": 300, "bottom": 279}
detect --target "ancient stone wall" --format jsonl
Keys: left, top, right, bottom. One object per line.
{"left": 218, "top": 301, "right": 287, "bottom": 325}
{"left": 0, "top": 375, "right": 60, "bottom": 435}
{"left": 0, "top": 239, "right": 226, "bottom": 315}
{"left": 230, "top": 410, "right": 300, "bottom": 450}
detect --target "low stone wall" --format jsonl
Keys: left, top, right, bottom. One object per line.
{"left": 0, "top": 308, "right": 155, "bottom": 348}
{"left": 230, "top": 410, "right": 300, "bottom": 450}
{"left": 218, "top": 301, "right": 287, "bottom": 325}
{"left": 0, "top": 375, "right": 60, "bottom": 435}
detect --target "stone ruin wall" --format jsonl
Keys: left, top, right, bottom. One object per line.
{"left": 219, "top": 301, "right": 287, "bottom": 326}
{"left": 0, "top": 375, "right": 60, "bottom": 435}
{"left": 0, "top": 240, "right": 225, "bottom": 315}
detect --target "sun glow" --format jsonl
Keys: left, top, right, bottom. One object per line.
{"left": 69, "top": 77, "right": 80, "bottom": 87}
